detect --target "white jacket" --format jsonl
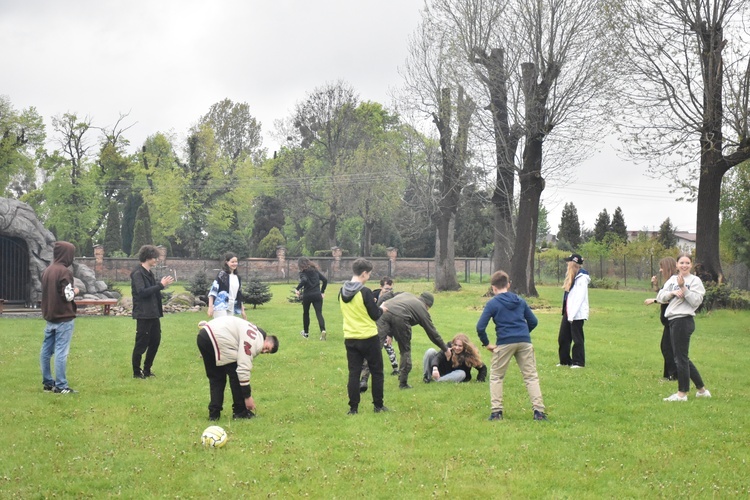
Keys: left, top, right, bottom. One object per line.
{"left": 656, "top": 274, "right": 704, "bottom": 319}
{"left": 200, "top": 316, "right": 265, "bottom": 387}
{"left": 566, "top": 271, "right": 590, "bottom": 321}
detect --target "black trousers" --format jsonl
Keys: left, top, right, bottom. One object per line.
{"left": 558, "top": 317, "right": 585, "bottom": 367}
{"left": 132, "top": 318, "right": 161, "bottom": 374}
{"left": 669, "top": 316, "right": 705, "bottom": 393}
{"left": 345, "top": 335, "right": 384, "bottom": 410}
{"left": 302, "top": 294, "right": 326, "bottom": 333}
{"left": 197, "top": 331, "right": 246, "bottom": 418}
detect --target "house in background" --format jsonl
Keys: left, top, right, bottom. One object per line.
{"left": 626, "top": 230, "right": 696, "bottom": 253}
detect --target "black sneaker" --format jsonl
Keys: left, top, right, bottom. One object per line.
{"left": 422, "top": 375, "right": 431, "bottom": 383}
{"left": 133, "top": 370, "right": 146, "bottom": 379}
{"left": 488, "top": 411, "right": 503, "bottom": 421}
{"left": 143, "top": 371, "right": 156, "bottom": 378}
{"left": 232, "top": 410, "right": 256, "bottom": 419}
{"left": 208, "top": 414, "right": 220, "bottom": 421}
{"left": 399, "top": 383, "right": 413, "bottom": 390}
{"left": 53, "top": 387, "right": 78, "bottom": 394}
{"left": 43, "top": 385, "right": 54, "bottom": 392}
{"left": 347, "top": 408, "right": 358, "bottom": 415}
{"left": 533, "top": 410, "right": 548, "bottom": 421}
{"left": 374, "top": 406, "right": 390, "bottom": 413}
{"left": 391, "top": 369, "right": 399, "bottom": 376}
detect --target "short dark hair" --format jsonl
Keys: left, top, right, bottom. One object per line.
{"left": 352, "top": 258, "right": 373, "bottom": 276}
{"left": 138, "top": 245, "right": 160, "bottom": 263}
{"left": 491, "top": 270, "right": 510, "bottom": 290}
{"left": 266, "top": 335, "right": 279, "bottom": 354}
{"left": 380, "top": 276, "right": 393, "bottom": 287}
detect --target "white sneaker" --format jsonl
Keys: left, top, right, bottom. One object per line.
{"left": 663, "top": 393, "right": 688, "bottom": 402}
{"left": 570, "top": 365, "right": 584, "bottom": 369}
{"left": 696, "top": 389, "right": 711, "bottom": 398}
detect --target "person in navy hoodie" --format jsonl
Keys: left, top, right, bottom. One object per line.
{"left": 477, "top": 270, "right": 547, "bottom": 421}
{"left": 557, "top": 253, "right": 590, "bottom": 368}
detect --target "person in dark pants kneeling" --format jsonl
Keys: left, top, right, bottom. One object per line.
{"left": 196, "top": 316, "right": 279, "bottom": 421}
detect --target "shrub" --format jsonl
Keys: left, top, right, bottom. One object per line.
{"left": 244, "top": 279, "right": 272, "bottom": 309}
{"left": 187, "top": 271, "right": 212, "bottom": 301}
{"left": 590, "top": 277, "right": 620, "bottom": 289}
{"left": 702, "top": 282, "right": 750, "bottom": 311}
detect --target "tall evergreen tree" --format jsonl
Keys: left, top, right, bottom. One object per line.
{"left": 657, "top": 217, "right": 677, "bottom": 249}
{"left": 131, "top": 203, "right": 153, "bottom": 256}
{"left": 103, "top": 201, "right": 122, "bottom": 256}
{"left": 610, "top": 206, "right": 628, "bottom": 242}
{"left": 557, "top": 202, "right": 582, "bottom": 248}
{"left": 593, "top": 209, "right": 611, "bottom": 242}
{"left": 121, "top": 193, "right": 141, "bottom": 255}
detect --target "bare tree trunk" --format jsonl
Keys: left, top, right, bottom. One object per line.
{"left": 435, "top": 212, "right": 460, "bottom": 290}
{"left": 510, "top": 62, "right": 558, "bottom": 297}
{"left": 432, "top": 86, "right": 475, "bottom": 291}
{"left": 475, "top": 47, "right": 521, "bottom": 274}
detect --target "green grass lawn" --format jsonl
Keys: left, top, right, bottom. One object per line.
{"left": 1, "top": 282, "right": 748, "bottom": 498}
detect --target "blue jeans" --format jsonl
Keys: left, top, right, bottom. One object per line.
{"left": 422, "top": 348, "right": 466, "bottom": 382}
{"left": 40, "top": 319, "right": 75, "bottom": 389}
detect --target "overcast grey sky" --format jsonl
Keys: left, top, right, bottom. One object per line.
{"left": 1, "top": 0, "right": 697, "bottom": 233}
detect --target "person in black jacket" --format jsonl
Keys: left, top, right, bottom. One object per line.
{"left": 295, "top": 257, "right": 328, "bottom": 340}
{"left": 131, "top": 245, "right": 174, "bottom": 379}
{"left": 207, "top": 252, "right": 246, "bottom": 319}
{"left": 422, "top": 333, "right": 487, "bottom": 383}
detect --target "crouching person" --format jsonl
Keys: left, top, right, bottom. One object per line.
{"left": 423, "top": 333, "right": 487, "bottom": 383}
{"left": 196, "top": 316, "right": 279, "bottom": 421}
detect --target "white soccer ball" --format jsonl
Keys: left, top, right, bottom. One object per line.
{"left": 201, "top": 425, "right": 228, "bottom": 448}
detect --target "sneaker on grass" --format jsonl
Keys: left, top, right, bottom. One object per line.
{"left": 533, "top": 410, "right": 548, "bottom": 421}
{"left": 663, "top": 393, "right": 688, "bottom": 402}
{"left": 53, "top": 387, "right": 78, "bottom": 394}
{"left": 696, "top": 389, "right": 712, "bottom": 398}
{"left": 488, "top": 412, "right": 503, "bottom": 421}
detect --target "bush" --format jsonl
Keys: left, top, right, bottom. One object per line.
{"left": 244, "top": 279, "right": 272, "bottom": 309}
{"left": 287, "top": 288, "right": 302, "bottom": 303}
{"left": 702, "top": 282, "right": 750, "bottom": 311}
{"left": 590, "top": 277, "right": 620, "bottom": 289}
{"left": 187, "top": 271, "right": 212, "bottom": 301}
{"left": 371, "top": 244, "right": 388, "bottom": 257}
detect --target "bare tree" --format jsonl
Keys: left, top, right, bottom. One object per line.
{"left": 510, "top": 0, "right": 607, "bottom": 296}
{"left": 428, "top": 0, "right": 523, "bottom": 273}
{"left": 401, "top": 13, "right": 476, "bottom": 291}
{"left": 612, "top": 0, "right": 750, "bottom": 281}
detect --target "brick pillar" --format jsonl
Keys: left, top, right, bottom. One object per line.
{"left": 156, "top": 245, "right": 167, "bottom": 264}
{"left": 276, "top": 246, "right": 286, "bottom": 278}
{"left": 331, "top": 246, "right": 343, "bottom": 273}
{"left": 387, "top": 247, "right": 398, "bottom": 277}
{"left": 94, "top": 244, "right": 104, "bottom": 277}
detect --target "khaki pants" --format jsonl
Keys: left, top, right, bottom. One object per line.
{"left": 490, "top": 342, "right": 545, "bottom": 414}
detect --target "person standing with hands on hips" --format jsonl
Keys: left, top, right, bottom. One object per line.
{"left": 558, "top": 253, "right": 590, "bottom": 368}
{"left": 656, "top": 253, "right": 711, "bottom": 402}
{"left": 295, "top": 257, "right": 328, "bottom": 340}
{"left": 131, "top": 244, "right": 174, "bottom": 379}
{"left": 476, "top": 271, "right": 547, "bottom": 421}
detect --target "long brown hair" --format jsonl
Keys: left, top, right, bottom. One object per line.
{"left": 563, "top": 261, "right": 580, "bottom": 292}
{"left": 450, "top": 333, "right": 483, "bottom": 368}
{"left": 298, "top": 257, "right": 318, "bottom": 272}
{"left": 659, "top": 257, "right": 677, "bottom": 280}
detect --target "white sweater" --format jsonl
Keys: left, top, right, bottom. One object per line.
{"left": 656, "top": 274, "right": 705, "bottom": 319}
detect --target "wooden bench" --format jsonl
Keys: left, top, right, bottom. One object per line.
{"left": 74, "top": 298, "right": 119, "bottom": 315}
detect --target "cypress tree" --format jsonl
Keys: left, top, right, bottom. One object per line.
{"left": 131, "top": 203, "right": 153, "bottom": 256}
{"left": 103, "top": 201, "right": 122, "bottom": 256}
